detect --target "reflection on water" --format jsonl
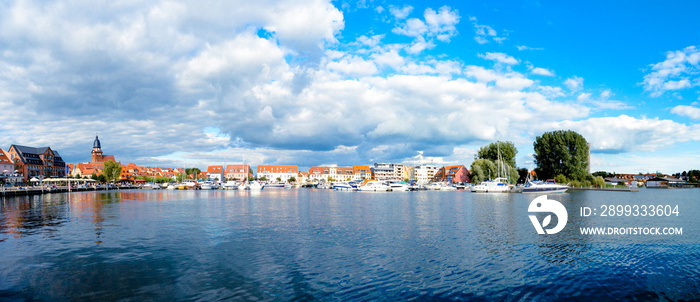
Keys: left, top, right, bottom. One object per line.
{"left": 1, "top": 189, "right": 699, "bottom": 301}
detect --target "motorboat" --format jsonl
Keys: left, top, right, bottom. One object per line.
{"left": 470, "top": 177, "right": 512, "bottom": 193}
{"left": 358, "top": 180, "right": 390, "bottom": 191}
{"left": 521, "top": 179, "right": 568, "bottom": 193}
{"left": 200, "top": 181, "right": 216, "bottom": 190}
{"left": 386, "top": 180, "right": 410, "bottom": 191}
{"left": 437, "top": 182, "right": 457, "bottom": 190}
{"left": 333, "top": 182, "right": 357, "bottom": 191}
{"left": 238, "top": 183, "right": 248, "bottom": 190}
{"left": 184, "top": 181, "right": 198, "bottom": 190}
{"left": 425, "top": 182, "right": 442, "bottom": 190}
{"left": 222, "top": 181, "right": 238, "bottom": 190}
{"left": 248, "top": 181, "right": 264, "bottom": 190}
{"left": 265, "top": 182, "right": 285, "bottom": 188}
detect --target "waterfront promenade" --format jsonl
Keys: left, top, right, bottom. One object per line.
{"left": 0, "top": 184, "right": 139, "bottom": 197}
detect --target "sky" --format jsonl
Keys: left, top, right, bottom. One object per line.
{"left": 1, "top": 0, "right": 699, "bottom": 174}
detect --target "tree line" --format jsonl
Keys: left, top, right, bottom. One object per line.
{"left": 471, "top": 130, "right": 600, "bottom": 187}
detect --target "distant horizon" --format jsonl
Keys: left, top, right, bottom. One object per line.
{"left": 1, "top": 1, "right": 699, "bottom": 174}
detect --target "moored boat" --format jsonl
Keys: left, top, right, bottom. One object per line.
{"left": 358, "top": 180, "right": 390, "bottom": 192}
{"left": 470, "top": 177, "right": 513, "bottom": 193}
{"left": 520, "top": 179, "right": 568, "bottom": 193}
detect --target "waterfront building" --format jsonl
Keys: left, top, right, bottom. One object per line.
{"left": 309, "top": 166, "right": 362, "bottom": 182}
{"left": 6, "top": 145, "right": 66, "bottom": 182}
{"left": 71, "top": 162, "right": 103, "bottom": 178}
{"left": 206, "top": 165, "right": 224, "bottom": 181}
{"left": 308, "top": 166, "right": 329, "bottom": 181}
{"left": 352, "top": 165, "right": 372, "bottom": 181}
{"left": 91, "top": 135, "right": 115, "bottom": 163}
{"left": 0, "top": 149, "right": 16, "bottom": 183}
{"left": 413, "top": 164, "right": 439, "bottom": 184}
{"left": 297, "top": 172, "right": 309, "bottom": 183}
{"left": 332, "top": 166, "right": 354, "bottom": 181}
{"left": 257, "top": 165, "right": 298, "bottom": 182}
{"left": 647, "top": 177, "right": 687, "bottom": 188}
{"left": 225, "top": 164, "right": 251, "bottom": 181}
{"left": 372, "top": 163, "right": 405, "bottom": 181}
{"left": 433, "top": 165, "right": 470, "bottom": 183}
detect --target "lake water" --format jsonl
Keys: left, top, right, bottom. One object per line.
{"left": 1, "top": 188, "right": 699, "bottom": 301}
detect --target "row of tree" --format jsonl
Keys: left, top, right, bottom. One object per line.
{"left": 470, "top": 130, "right": 594, "bottom": 186}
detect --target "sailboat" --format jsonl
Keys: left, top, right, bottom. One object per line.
{"left": 471, "top": 141, "right": 514, "bottom": 193}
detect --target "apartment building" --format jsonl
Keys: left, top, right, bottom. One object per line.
{"left": 257, "top": 165, "right": 299, "bottom": 182}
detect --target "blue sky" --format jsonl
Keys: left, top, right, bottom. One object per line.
{"left": 1, "top": 0, "right": 699, "bottom": 174}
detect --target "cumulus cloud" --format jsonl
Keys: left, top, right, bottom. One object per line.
{"left": 531, "top": 67, "right": 554, "bottom": 76}
{"left": 392, "top": 6, "right": 460, "bottom": 53}
{"left": 547, "top": 115, "right": 700, "bottom": 153}
{"left": 469, "top": 16, "right": 504, "bottom": 44}
{"left": 389, "top": 5, "right": 413, "bottom": 19}
{"left": 671, "top": 105, "right": 700, "bottom": 119}
{"left": 478, "top": 52, "right": 519, "bottom": 65}
{"left": 564, "top": 76, "right": 584, "bottom": 91}
{"left": 642, "top": 45, "right": 700, "bottom": 96}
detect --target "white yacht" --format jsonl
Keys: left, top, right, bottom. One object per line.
{"left": 358, "top": 180, "right": 390, "bottom": 191}
{"left": 200, "top": 181, "right": 216, "bottom": 190}
{"left": 471, "top": 177, "right": 512, "bottom": 193}
{"left": 521, "top": 180, "right": 568, "bottom": 194}
{"left": 222, "top": 181, "right": 238, "bottom": 190}
{"left": 333, "top": 182, "right": 357, "bottom": 191}
{"left": 436, "top": 182, "right": 457, "bottom": 190}
{"left": 248, "top": 181, "right": 264, "bottom": 190}
{"left": 386, "top": 180, "right": 410, "bottom": 191}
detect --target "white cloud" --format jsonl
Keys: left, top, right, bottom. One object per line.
{"left": 564, "top": 76, "right": 584, "bottom": 91}
{"left": 389, "top": 5, "right": 413, "bottom": 19}
{"left": 671, "top": 105, "right": 700, "bottom": 120}
{"left": 392, "top": 6, "right": 460, "bottom": 53}
{"left": 642, "top": 45, "right": 700, "bottom": 96}
{"left": 424, "top": 6, "right": 460, "bottom": 42}
{"left": 531, "top": 67, "right": 554, "bottom": 76}
{"left": 469, "top": 16, "right": 504, "bottom": 44}
{"left": 392, "top": 18, "right": 427, "bottom": 37}
{"left": 517, "top": 45, "right": 544, "bottom": 51}
{"left": 478, "top": 52, "right": 519, "bottom": 65}
{"left": 371, "top": 48, "right": 405, "bottom": 70}
{"left": 547, "top": 115, "right": 700, "bottom": 153}
{"left": 325, "top": 55, "right": 378, "bottom": 76}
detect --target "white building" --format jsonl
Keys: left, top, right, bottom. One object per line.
{"left": 414, "top": 164, "right": 439, "bottom": 184}
{"left": 372, "top": 163, "right": 405, "bottom": 181}
{"left": 256, "top": 165, "right": 299, "bottom": 182}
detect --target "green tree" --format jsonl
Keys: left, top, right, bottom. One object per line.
{"left": 103, "top": 160, "right": 122, "bottom": 183}
{"left": 91, "top": 172, "right": 98, "bottom": 180}
{"left": 592, "top": 171, "right": 610, "bottom": 178}
{"left": 289, "top": 176, "right": 296, "bottom": 183}
{"left": 470, "top": 159, "right": 519, "bottom": 184}
{"left": 97, "top": 174, "right": 107, "bottom": 183}
{"left": 533, "top": 130, "right": 590, "bottom": 181}
{"left": 185, "top": 168, "right": 201, "bottom": 179}
{"left": 517, "top": 168, "right": 529, "bottom": 184}
{"left": 276, "top": 177, "right": 282, "bottom": 182}
{"left": 593, "top": 176, "right": 606, "bottom": 188}
{"left": 470, "top": 159, "right": 497, "bottom": 184}
{"left": 476, "top": 141, "right": 517, "bottom": 168}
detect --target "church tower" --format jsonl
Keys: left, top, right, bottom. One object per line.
{"left": 92, "top": 135, "right": 103, "bottom": 162}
